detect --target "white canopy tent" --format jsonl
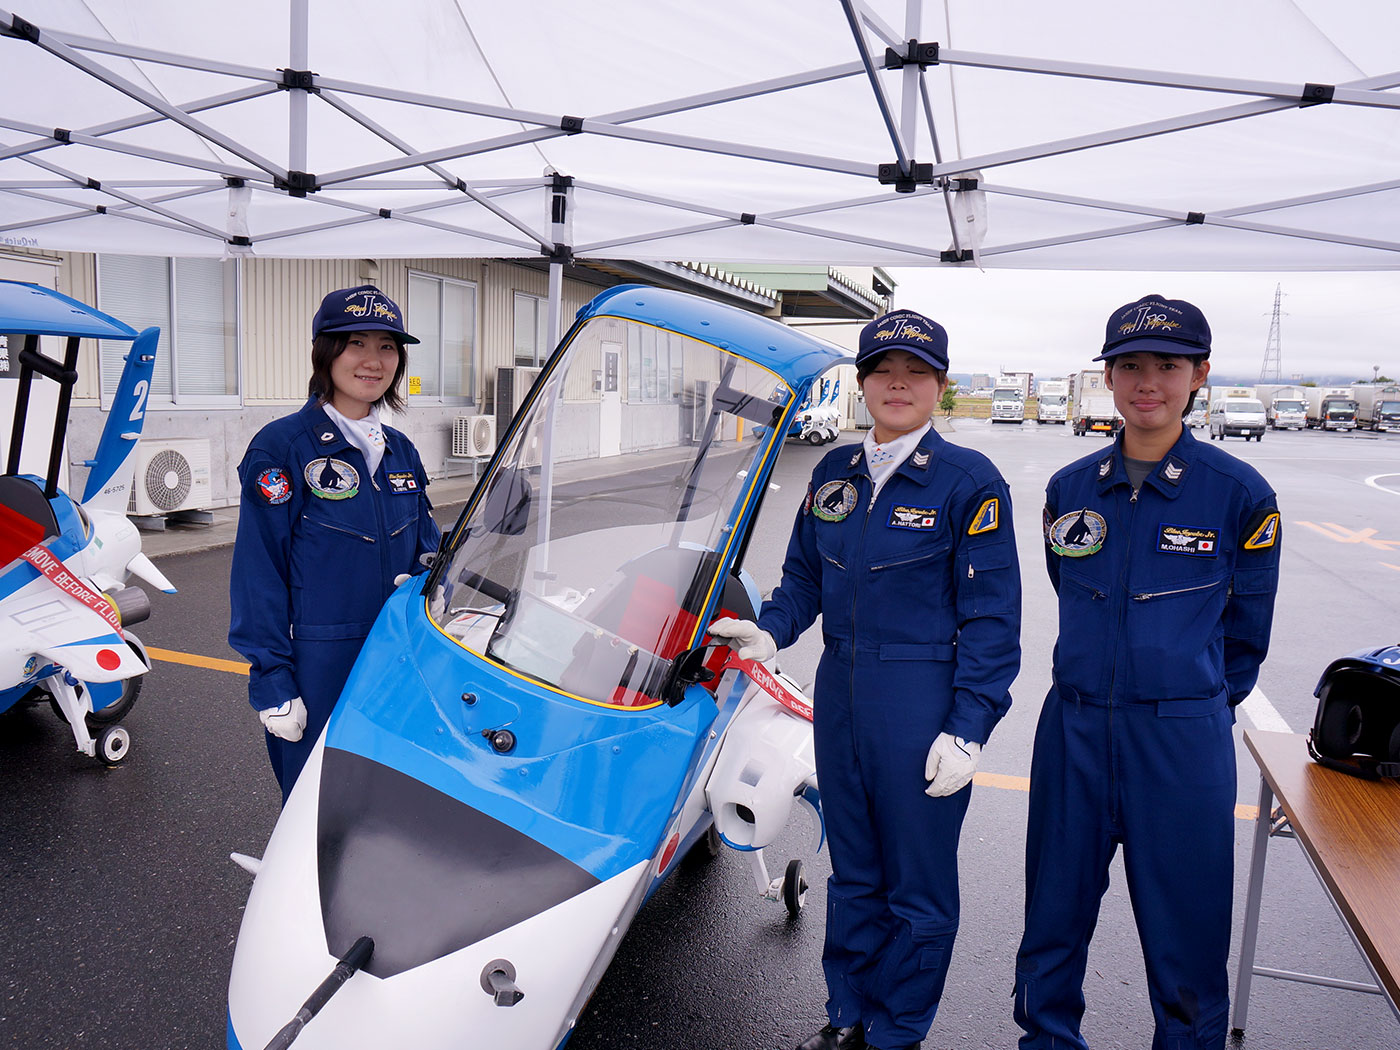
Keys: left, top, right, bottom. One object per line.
{"left": 1, "top": 0, "right": 1397, "bottom": 290}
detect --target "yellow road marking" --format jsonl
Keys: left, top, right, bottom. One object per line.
{"left": 146, "top": 645, "right": 249, "bottom": 676}
{"left": 974, "top": 770, "right": 1259, "bottom": 821}
{"left": 135, "top": 650, "right": 1268, "bottom": 824}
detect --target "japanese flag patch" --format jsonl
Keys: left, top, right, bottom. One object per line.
{"left": 387, "top": 471, "right": 420, "bottom": 494}
{"left": 1158, "top": 523, "right": 1219, "bottom": 557}
{"left": 888, "top": 504, "right": 939, "bottom": 530}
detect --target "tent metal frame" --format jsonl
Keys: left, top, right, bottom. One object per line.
{"left": 2, "top": 0, "right": 1398, "bottom": 337}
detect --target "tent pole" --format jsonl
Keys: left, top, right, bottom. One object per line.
{"left": 289, "top": 0, "right": 309, "bottom": 173}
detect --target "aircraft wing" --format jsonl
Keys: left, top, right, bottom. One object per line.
{"left": 3, "top": 573, "right": 146, "bottom": 683}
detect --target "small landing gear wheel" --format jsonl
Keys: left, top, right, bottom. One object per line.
{"left": 96, "top": 725, "right": 130, "bottom": 766}
{"left": 783, "top": 858, "right": 807, "bottom": 917}
{"left": 805, "top": 431, "right": 823, "bottom": 445}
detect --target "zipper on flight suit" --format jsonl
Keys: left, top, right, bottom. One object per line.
{"left": 1131, "top": 580, "right": 1218, "bottom": 602}
{"left": 1105, "top": 482, "right": 1141, "bottom": 825}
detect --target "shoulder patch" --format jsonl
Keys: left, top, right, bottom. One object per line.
{"left": 254, "top": 467, "right": 292, "bottom": 505}
{"left": 1243, "top": 509, "right": 1281, "bottom": 551}
{"left": 968, "top": 497, "right": 999, "bottom": 535}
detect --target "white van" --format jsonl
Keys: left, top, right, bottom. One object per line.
{"left": 1209, "top": 397, "right": 1267, "bottom": 442}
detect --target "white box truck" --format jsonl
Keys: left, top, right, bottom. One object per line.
{"left": 1254, "top": 384, "right": 1308, "bottom": 430}
{"left": 1037, "top": 379, "right": 1069, "bottom": 424}
{"left": 1071, "top": 369, "right": 1122, "bottom": 436}
{"left": 991, "top": 373, "right": 1029, "bottom": 423}
{"left": 1305, "top": 387, "right": 1358, "bottom": 431}
{"left": 1354, "top": 385, "right": 1400, "bottom": 432}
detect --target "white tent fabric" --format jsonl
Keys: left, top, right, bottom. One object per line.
{"left": 1, "top": 0, "right": 1397, "bottom": 270}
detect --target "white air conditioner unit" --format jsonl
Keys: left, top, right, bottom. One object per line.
{"left": 128, "top": 439, "right": 213, "bottom": 516}
{"left": 452, "top": 415, "right": 496, "bottom": 458}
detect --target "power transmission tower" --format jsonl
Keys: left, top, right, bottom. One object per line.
{"left": 1259, "top": 283, "right": 1284, "bottom": 382}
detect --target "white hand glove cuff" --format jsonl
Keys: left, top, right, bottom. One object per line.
{"left": 259, "top": 696, "right": 308, "bottom": 742}
{"left": 924, "top": 732, "right": 981, "bottom": 797}
{"left": 707, "top": 617, "right": 778, "bottom": 665}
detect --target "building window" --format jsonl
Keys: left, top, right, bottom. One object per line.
{"left": 407, "top": 272, "right": 476, "bottom": 402}
{"left": 513, "top": 292, "right": 548, "bottom": 366}
{"left": 97, "top": 255, "right": 238, "bottom": 406}
{"left": 627, "top": 324, "right": 684, "bottom": 404}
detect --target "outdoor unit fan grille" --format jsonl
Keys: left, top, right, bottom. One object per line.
{"left": 142, "top": 448, "right": 193, "bottom": 511}
{"left": 451, "top": 415, "right": 496, "bottom": 457}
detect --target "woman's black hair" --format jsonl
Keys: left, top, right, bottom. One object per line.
{"left": 307, "top": 332, "right": 408, "bottom": 412}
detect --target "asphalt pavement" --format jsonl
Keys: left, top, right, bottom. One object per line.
{"left": 3, "top": 422, "right": 1399, "bottom": 1050}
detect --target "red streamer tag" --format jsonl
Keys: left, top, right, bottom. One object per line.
{"left": 721, "top": 652, "right": 812, "bottom": 721}
{"left": 19, "top": 544, "right": 123, "bottom": 637}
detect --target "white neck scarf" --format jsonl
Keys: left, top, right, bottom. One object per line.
{"left": 323, "top": 402, "right": 386, "bottom": 476}
{"left": 863, "top": 422, "right": 931, "bottom": 500}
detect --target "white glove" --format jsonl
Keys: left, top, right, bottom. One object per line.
{"left": 259, "top": 697, "right": 308, "bottom": 742}
{"left": 394, "top": 573, "right": 411, "bottom": 587}
{"left": 707, "top": 617, "right": 778, "bottom": 664}
{"left": 924, "top": 732, "right": 981, "bottom": 797}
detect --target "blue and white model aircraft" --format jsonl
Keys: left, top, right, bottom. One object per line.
{"left": 0, "top": 280, "right": 174, "bottom": 765}
{"left": 226, "top": 286, "right": 850, "bottom": 1049}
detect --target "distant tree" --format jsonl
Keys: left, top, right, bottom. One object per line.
{"left": 1357, "top": 374, "right": 1395, "bottom": 384}
{"left": 1300, "top": 380, "right": 1317, "bottom": 387}
{"left": 940, "top": 381, "right": 958, "bottom": 417}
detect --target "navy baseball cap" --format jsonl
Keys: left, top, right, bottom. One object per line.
{"left": 1097, "top": 294, "right": 1210, "bottom": 360}
{"left": 856, "top": 309, "right": 949, "bottom": 372}
{"left": 312, "top": 285, "right": 419, "bottom": 344}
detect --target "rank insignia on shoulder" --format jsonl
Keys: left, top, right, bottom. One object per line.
{"left": 1049, "top": 508, "right": 1107, "bottom": 557}
{"left": 848, "top": 450, "right": 862, "bottom": 468}
{"left": 1243, "top": 510, "right": 1281, "bottom": 550}
{"left": 968, "top": 497, "right": 999, "bottom": 535}
{"left": 387, "top": 471, "right": 420, "bottom": 494}
{"left": 305, "top": 457, "right": 360, "bottom": 500}
{"left": 910, "top": 449, "right": 931, "bottom": 469}
{"left": 255, "top": 467, "right": 292, "bottom": 505}
{"left": 1160, "top": 457, "right": 1186, "bottom": 483}
{"left": 1158, "top": 523, "right": 1218, "bottom": 556}
{"left": 319, "top": 430, "right": 337, "bottom": 444}
{"left": 813, "top": 480, "right": 858, "bottom": 522}
{"left": 888, "top": 504, "right": 939, "bottom": 530}
{"left": 1098, "top": 457, "right": 1113, "bottom": 479}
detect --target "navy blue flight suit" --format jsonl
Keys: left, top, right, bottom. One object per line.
{"left": 229, "top": 399, "right": 441, "bottom": 800}
{"left": 757, "top": 430, "right": 1021, "bottom": 1050}
{"left": 1015, "top": 427, "right": 1281, "bottom": 1050}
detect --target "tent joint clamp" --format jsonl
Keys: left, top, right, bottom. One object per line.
{"left": 878, "top": 162, "right": 934, "bottom": 193}
{"left": 883, "top": 40, "right": 939, "bottom": 70}
{"left": 1299, "top": 82, "right": 1334, "bottom": 106}
{"left": 279, "top": 68, "right": 319, "bottom": 92}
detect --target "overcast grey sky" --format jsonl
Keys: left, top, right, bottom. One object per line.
{"left": 881, "top": 268, "right": 1400, "bottom": 383}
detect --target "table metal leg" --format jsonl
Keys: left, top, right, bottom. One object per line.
{"left": 1232, "top": 775, "right": 1275, "bottom": 1034}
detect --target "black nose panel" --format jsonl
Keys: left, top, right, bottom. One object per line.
{"left": 317, "top": 747, "right": 601, "bottom": 978}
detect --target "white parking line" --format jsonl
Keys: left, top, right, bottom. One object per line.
{"left": 1240, "top": 686, "right": 1291, "bottom": 733}
{"left": 1365, "top": 472, "right": 1400, "bottom": 496}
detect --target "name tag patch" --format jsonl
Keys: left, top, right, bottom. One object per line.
{"left": 387, "top": 471, "right": 420, "bottom": 494}
{"left": 888, "top": 504, "right": 939, "bottom": 530}
{"left": 1158, "top": 523, "right": 1218, "bottom": 557}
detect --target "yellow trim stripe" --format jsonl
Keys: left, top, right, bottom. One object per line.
{"left": 126, "top": 651, "right": 1276, "bottom": 824}
{"left": 146, "top": 646, "right": 250, "bottom": 676}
